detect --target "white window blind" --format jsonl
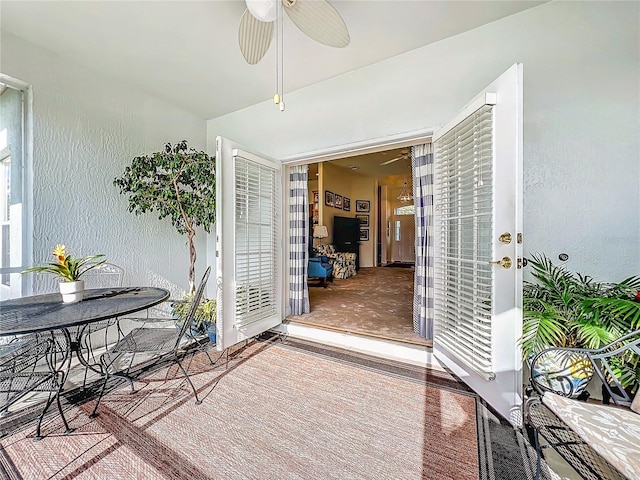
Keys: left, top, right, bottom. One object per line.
{"left": 234, "top": 156, "right": 278, "bottom": 328}
{"left": 434, "top": 104, "right": 495, "bottom": 379}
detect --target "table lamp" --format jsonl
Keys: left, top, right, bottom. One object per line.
{"left": 313, "top": 225, "right": 328, "bottom": 247}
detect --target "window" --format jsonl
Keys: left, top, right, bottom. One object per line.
{"left": 394, "top": 204, "right": 415, "bottom": 216}
{"left": 0, "top": 77, "right": 29, "bottom": 299}
{"left": 1, "top": 154, "right": 10, "bottom": 286}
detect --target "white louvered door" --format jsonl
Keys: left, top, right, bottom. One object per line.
{"left": 433, "top": 64, "right": 523, "bottom": 426}
{"left": 215, "top": 137, "right": 283, "bottom": 350}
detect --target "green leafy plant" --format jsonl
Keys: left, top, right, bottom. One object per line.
{"left": 522, "top": 253, "right": 640, "bottom": 390}
{"left": 523, "top": 254, "right": 640, "bottom": 355}
{"left": 114, "top": 141, "right": 216, "bottom": 294}
{"left": 22, "top": 244, "right": 105, "bottom": 282}
{"left": 171, "top": 294, "right": 216, "bottom": 329}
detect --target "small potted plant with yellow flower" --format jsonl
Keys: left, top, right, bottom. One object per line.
{"left": 23, "top": 245, "right": 106, "bottom": 303}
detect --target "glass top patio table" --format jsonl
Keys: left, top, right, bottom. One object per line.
{"left": 0, "top": 287, "right": 170, "bottom": 336}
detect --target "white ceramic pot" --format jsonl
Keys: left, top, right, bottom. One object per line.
{"left": 59, "top": 280, "right": 85, "bottom": 303}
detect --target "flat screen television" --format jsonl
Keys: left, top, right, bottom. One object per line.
{"left": 333, "top": 216, "right": 360, "bottom": 270}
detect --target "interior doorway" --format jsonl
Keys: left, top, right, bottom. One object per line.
{"left": 391, "top": 215, "right": 415, "bottom": 264}
{"left": 286, "top": 145, "right": 427, "bottom": 347}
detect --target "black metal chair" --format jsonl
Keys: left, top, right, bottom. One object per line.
{"left": 77, "top": 263, "right": 125, "bottom": 385}
{"left": 90, "top": 267, "right": 211, "bottom": 417}
{"left": 525, "top": 329, "right": 640, "bottom": 480}
{"left": 0, "top": 335, "right": 71, "bottom": 440}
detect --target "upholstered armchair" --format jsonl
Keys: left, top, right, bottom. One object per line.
{"left": 316, "top": 244, "right": 356, "bottom": 279}
{"left": 308, "top": 256, "right": 334, "bottom": 288}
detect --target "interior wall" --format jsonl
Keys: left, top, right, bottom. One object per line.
{"left": 350, "top": 176, "right": 376, "bottom": 267}
{"left": 320, "top": 162, "right": 353, "bottom": 245}
{"left": 207, "top": 1, "right": 640, "bottom": 282}
{"left": 317, "top": 162, "right": 378, "bottom": 267}
{"left": 308, "top": 178, "right": 319, "bottom": 225}
{"left": 1, "top": 32, "right": 208, "bottom": 296}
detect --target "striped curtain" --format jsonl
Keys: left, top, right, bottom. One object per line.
{"left": 289, "top": 165, "right": 310, "bottom": 315}
{"left": 412, "top": 144, "right": 434, "bottom": 338}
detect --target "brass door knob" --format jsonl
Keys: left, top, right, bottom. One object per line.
{"left": 488, "top": 257, "right": 512, "bottom": 269}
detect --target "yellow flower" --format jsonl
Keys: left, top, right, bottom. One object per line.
{"left": 52, "top": 244, "right": 67, "bottom": 265}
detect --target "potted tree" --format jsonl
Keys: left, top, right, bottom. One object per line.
{"left": 114, "top": 140, "right": 217, "bottom": 331}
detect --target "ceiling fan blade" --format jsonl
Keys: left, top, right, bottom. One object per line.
{"left": 284, "top": 0, "right": 350, "bottom": 48}
{"left": 238, "top": 9, "right": 274, "bottom": 65}
{"left": 380, "top": 156, "right": 403, "bottom": 166}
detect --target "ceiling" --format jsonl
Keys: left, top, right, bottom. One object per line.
{"left": 0, "top": 1, "right": 544, "bottom": 120}
{"left": 307, "top": 147, "right": 413, "bottom": 181}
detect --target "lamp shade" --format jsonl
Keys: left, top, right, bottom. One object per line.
{"left": 313, "top": 225, "right": 328, "bottom": 239}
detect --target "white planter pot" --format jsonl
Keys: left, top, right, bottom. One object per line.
{"left": 59, "top": 280, "right": 85, "bottom": 303}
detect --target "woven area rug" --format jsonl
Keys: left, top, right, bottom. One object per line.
{"left": 0, "top": 336, "right": 541, "bottom": 480}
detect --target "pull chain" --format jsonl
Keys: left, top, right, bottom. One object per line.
{"left": 273, "top": 0, "right": 285, "bottom": 111}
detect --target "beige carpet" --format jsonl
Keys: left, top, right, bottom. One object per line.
{"left": 0, "top": 339, "right": 478, "bottom": 479}
{"left": 289, "top": 266, "right": 430, "bottom": 346}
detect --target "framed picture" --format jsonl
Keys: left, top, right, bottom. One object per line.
{"left": 325, "top": 190, "right": 334, "bottom": 207}
{"left": 356, "top": 214, "right": 369, "bottom": 227}
{"left": 359, "top": 229, "right": 369, "bottom": 241}
{"left": 313, "top": 190, "right": 319, "bottom": 203}
{"left": 356, "top": 200, "right": 370, "bottom": 212}
{"left": 343, "top": 197, "right": 350, "bottom": 211}
{"left": 335, "top": 195, "right": 343, "bottom": 209}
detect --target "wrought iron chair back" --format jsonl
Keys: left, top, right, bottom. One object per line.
{"left": 526, "top": 330, "right": 640, "bottom": 480}
{"left": 0, "top": 335, "right": 71, "bottom": 439}
{"left": 34, "top": 262, "right": 124, "bottom": 294}
{"left": 529, "top": 329, "right": 640, "bottom": 403}
{"left": 1, "top": 338, "right": 51, "bottom": 411}
{"left": 90, "top": 267, "right": 211, "bottom": 417}
{"left": 529, "top": 348, "right": 595, "bottom": 399}
{"left": 82, "top": 263, "right": 125, "bottom": 289}
{"left": 587, "top": 329, "right": 640, "bottom": 405}
{"left": 172, "top": 267, "right": 211, "bottom": 351}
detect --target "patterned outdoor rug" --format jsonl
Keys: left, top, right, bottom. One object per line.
{"left": 0, "top": 335, "right": 547, "bottom": 480}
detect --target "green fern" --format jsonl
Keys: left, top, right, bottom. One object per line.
{"left": 522, "top": 254, "right": 639, "bottom": 359}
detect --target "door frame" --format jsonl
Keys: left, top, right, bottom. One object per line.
{"left": 279, "top": 128, "right": 433, "bottom": 317}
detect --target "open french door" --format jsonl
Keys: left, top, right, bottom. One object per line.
{"left": 432, "top": 64, "right": 523, "bottom": 426}
{"left": 215, "top": 136, "right": 284, "bottom": 351}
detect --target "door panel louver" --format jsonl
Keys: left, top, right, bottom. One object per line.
{"left": 234, "top": 156, "right": 279, "bottom": 328}
{"left": 434, "top": 104, "right": 495, "bottom": 380}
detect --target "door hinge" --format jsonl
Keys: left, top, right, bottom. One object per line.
{"left": 517, "top": 257, "right": 523, "bottom": 269}
{"left": 517, "top": 233, "right": 523, "bottom": 244}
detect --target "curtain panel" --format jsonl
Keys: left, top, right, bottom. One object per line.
{"left": 412, "top": 144, "right": 434, "bottom": 338}
{"left": 288, "top": 165, "right": 310, "bottom": 315}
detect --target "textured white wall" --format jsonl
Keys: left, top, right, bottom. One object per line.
{"left": 208, "top": 1, "right": 640, "bottom": 281}
{"left": 1, "top": 32, "right": 208, "bottom": 296}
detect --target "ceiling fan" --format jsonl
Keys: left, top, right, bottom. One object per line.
{"left": 238, "top": 0, "right": 350, "bottom": 65}
{"left": 379, "top": 150, "right": 411, "bottom": 166}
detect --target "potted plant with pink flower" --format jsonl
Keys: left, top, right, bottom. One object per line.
{"left": 23, "top": 245, "right": 105, "bottom": 302}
